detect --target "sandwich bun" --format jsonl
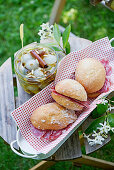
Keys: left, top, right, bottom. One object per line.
{"left": 30, "top": 102, "right": 77, "bottom": 130}
{"left": 87, "top": 92, "right": 101, "bottom": 98}
{"left": 51, "top": 79, "right": 87, "bottom": 111}
{"left": 75, "top": 58, "right": 106, "bottom": 94}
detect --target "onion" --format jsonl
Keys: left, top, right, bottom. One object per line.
{"left": 25, "top": 59, "right": 39, "bottom": 70}
{"left": 21, "top": 53, "right": 33, "bottom": 63}
{"left": 44, "top": 54, "right": 57, "bottom": 65}
{"left": 34, "top": 68, "right": 44, "bottom": 77}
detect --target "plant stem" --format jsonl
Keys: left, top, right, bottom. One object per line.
{"left": 59, "top": 44, "right": 66, "bottom": 55}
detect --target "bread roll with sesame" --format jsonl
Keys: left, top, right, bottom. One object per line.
{"left": 75, "top": 58, "right": 106, "bottom": 96}
{"left": 30, "top": 102, "right": 77, "bottom": 130}
{"left": 51, "top": 79, "right": 88, "bottom": 111}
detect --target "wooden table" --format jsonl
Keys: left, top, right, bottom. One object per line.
{"left": 0, "top": 35, "right": 114, "bottom": 170}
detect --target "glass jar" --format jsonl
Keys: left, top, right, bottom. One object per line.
{"left": 14, "top": 42, "right": 58, "bottom": 94}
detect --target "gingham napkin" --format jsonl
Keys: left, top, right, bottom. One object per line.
{"left": 11, "top": 37, "right": 114, "bottom": 155}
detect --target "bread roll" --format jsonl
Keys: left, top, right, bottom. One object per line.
{"left": 87, "top": 92, "right": 101, "bottom": 98}
{"left": 75, "top": 58, "right": 106, "bottom": 93}
{"left": 51, "top": 92, "right": 83, "bottom": 111}
{"left": 30, "top": 102, "right": 77, "bottom": 130}
{"left": 51, "top": 79, "right": 87, "bottom": 111}
{"left": 55, "top": 79, "right": 87, "bottom": 101}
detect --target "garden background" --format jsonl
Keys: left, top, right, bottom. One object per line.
{"left": 0, "top": 0, "right": 114, "bottom": 169}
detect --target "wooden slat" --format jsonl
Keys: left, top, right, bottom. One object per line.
{"left": 29, "top": 161, "right": 56, "bottom": 170}
{"left": 51, "top": 130, "right": 82, "bottom": 160}
{"left": 29, "top": 154, "right": 114, "bottom": 170}
{"left": 82, "top": 116, "right": 111, "bottom": 154}
{"left": 0, "top": 58, "right": 18, "bottom": 149}
{"left": 49, "top": 0, "right": 66, "bottom": 25}
{"left": 16, "top": 79, "right": 33, "bottom": 106}
{"left": 73, "top": 154, "right": 114, "bottom": 169}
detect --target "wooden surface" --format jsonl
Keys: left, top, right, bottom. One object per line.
{"left": 49, "top": 130, "right": 82, "bottom": 161}
{"left": 29, "top": 161, "right": 56, "bottom": 170}
{"left": 49, "top": 0, "right": 66, "bottom": 25}
{"left": 73, "top": 155, "right": 114, "bottom": 169}
{"left": 0, "top": 58, "right": 18, "bottom": 149}
{"left": 16, "top": 78, "right": 33, "bottom": 107}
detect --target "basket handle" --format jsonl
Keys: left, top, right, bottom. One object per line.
{"left": 10, "top": 140, "right": 37, "bottom": 159}
{"left": 110, "top": 38, "right": 114, "bottom": 50}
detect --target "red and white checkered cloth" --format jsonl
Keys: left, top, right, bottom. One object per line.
{"left": 11, "top": 37, "right": 114, "bottom": 155}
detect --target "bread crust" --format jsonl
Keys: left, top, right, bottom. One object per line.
{"left": 55, "top": 79, "right": 87, "bottom": 101}
{"left": 87, "top": 92, "right": 101, "bottom": 98}
{"left": 51, "top": 92, "right": 83, "bottom": 111}
{"left": 75, "top": 58, "right": 106, "bottom": 93}
{"left": 30, "top": 102, "right": 77, "bottom": 130}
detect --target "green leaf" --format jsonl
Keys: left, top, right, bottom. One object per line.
{"left": 109, "top": 130, "right": 113, "bottom": 136}
{"left": 51, "top": 46, "right": 62, "bottom": 51}
{"left": 65, "top": 42, "right": 70, "bottom": 54}
{"left": 91, "top": 107, "right": 98, "bottom": 119}
{"left": 91, "top": 103, "right": 108, "bottom": 119}
{"left": 108, "top": 113, "right": 114, "bottom": 127}
{"left": 53, "top": 23, "right": 61, "bottom": 45}
{"left": 110, "top": 97, "right": 114, "bottom": 106}
{"left": 62, "top": 24, "right": 71, "bottom": 48}
{"left": 97, "top": 103, "right": 108, "bottom": 114}
{"left": 110, "top": 97, "right": 114, "bottom": 101}
{"left": 85, "top": 116, "right": 105, "bottom": 134}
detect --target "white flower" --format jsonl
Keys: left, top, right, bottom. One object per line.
{"left": 95, "top": 134, "right": 105, "bottom": 143}
{"left": 38, "top": 22, "right": 54, "bottom": 40}
{"left": 50, "top": 25, "right": 53, "bottom": 29}
{"left": 41, "top": 22, "right": 50, "bottom": 30}
{"left": 83, "top": 133, "right": 90, "bottom": 139}
{"left": 84, "top": 130, "right": 105, "bottom": 146}
{"left": 107, "top": 106, "right": 114, "bottom": 112}
{"left": 97, "top": 121, "right": 111, "bottom": 134}
{"left": 92, "top": 130, "right": 98, "bottom": 137}
{"left": 88, "top": 139, "right": 96, "bottom": 146}
{"left": 101, "top": 98, "right": 108, "bottom": 105}
{"left": 87, "top": 135, "right": 104, "bottom": 146}
{"left": 90, "top": 134, "right": 104, "bottom": 146}
{"left": 83, "top": 119, "right": 114, "bottom": 147}
{"left": 38, "top": 30, "right": 44, "bottom": 36}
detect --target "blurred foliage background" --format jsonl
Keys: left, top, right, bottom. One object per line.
{"left": 0, "top": 0, "right": 114, "bottom": 67}
{"left": 0, "top": 0, "right": 114, "bottom": 169}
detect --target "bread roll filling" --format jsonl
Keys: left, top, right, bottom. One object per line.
{"left": 51, "top": 89, "right": 89, "bottom": 108}
{"left": 31, "top": 123, "right": 68, "bottom": 141}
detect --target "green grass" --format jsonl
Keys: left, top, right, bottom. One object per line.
{"left": 0, "top": 0, "right": 114, "bottom": 169}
